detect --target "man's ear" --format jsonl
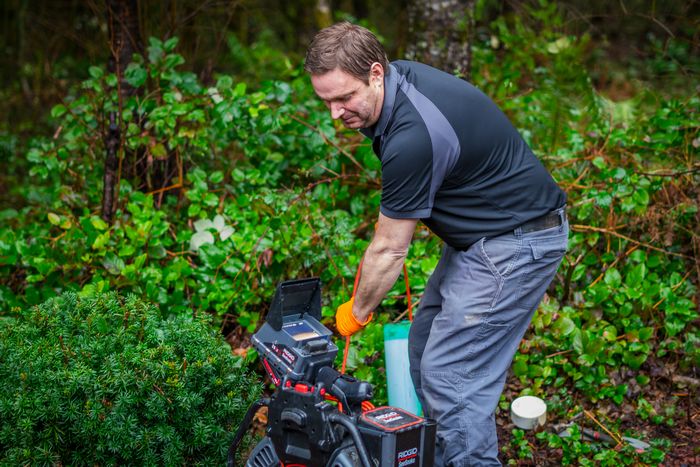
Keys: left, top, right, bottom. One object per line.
{"left": 369, "top": 62, "right": 384, "bottom": 85}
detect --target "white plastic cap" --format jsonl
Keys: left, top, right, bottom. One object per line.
{"left": 510, "top": 396, "right": 547, "bottom": 430}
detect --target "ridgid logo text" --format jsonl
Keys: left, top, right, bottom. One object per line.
{"left": 397, "top": 447, "right": 418, "bottom": 467}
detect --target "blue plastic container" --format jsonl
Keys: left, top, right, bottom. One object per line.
{"left": 383, "top": 320, "right": 423, "bottom": 416}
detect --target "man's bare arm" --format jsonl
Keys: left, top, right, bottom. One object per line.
{"left": 352, "top": 213, "right": 418, "bottom": 322}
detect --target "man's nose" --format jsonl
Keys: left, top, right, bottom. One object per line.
{"left": 330, "top": 102, "right": 345, "bottom": 119}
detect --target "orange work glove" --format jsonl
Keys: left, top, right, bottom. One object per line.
{"left": 335, "top": 297, "right": 372, "bottom": 336}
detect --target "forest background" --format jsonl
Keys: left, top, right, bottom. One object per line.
{"left": 0, "top": 0, "right": 698, "bottom": 465}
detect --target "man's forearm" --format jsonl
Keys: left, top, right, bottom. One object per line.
{"left": 352, "top": 238, "right": 408, "bottom": 322}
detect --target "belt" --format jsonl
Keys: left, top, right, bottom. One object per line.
{"left": 519, "top": 208, "right": 566, "bottom": 234}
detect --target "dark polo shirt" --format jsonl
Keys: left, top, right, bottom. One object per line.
{"left": 360, "top": 60, "right": 566, "bottom": 249}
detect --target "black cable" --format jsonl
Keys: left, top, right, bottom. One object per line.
{"left": 227, "top": 398, "right": 270, "bottom": 467}
{"left": 328, "top": 413, "right": 373, "bottom": 467}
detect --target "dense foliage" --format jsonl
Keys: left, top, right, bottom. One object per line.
{"left": 0, "top": 292, "right": 260, "bottom": 465}
{"left": 0, "top": 2, "right": 697, "bottom": 465}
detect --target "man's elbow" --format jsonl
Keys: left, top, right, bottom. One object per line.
{"left": 368, "top": 241, "right": 409, "bottom": 260}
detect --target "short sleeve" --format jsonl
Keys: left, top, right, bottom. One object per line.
{"left": 379, "top": 125, "right": 434, "bottom": 219}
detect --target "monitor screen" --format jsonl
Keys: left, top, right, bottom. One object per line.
{"left": 283, "top": 321, "right": 321, "bottom": 341}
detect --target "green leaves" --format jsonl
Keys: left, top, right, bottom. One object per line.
{"left": 0, "top": 292, "right": 261, "bottom": 464}
{"left": 625, "top": 263, "right": 647, "bottom": 288}
{"left": 2, "top": 24, "right": 697, "bottom": 467}
{"left": 88, "top": 65, "right": 103, "bottom": 79}
{"left": 604, "top": 268, "right": 622, "bottom": 288}
{"left": 47, "top": 212, "right": 61, "bottom": 225}
{"left": 124, "top": 63, "right": 148, "bottom": 88}
{"left": 552, "top": 315, "right": 576, "bottom": 336}
{"left": 50, "top": 104, "right": 67, "bottom": 118}
{"left": 102, "top": 252, "right": 125, "bottom": 275}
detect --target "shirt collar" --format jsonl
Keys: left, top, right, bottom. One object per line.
{"left": 360, "top": 63, "right": 399, "bottom": 140}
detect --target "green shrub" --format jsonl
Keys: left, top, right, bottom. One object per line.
{"left": 0, "top": 292, "right": 261, "bottom": 465}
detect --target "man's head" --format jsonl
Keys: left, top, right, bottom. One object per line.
{"left": 305, "top": 22, "right": 389, "bottom": 129}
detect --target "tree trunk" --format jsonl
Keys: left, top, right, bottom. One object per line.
{"left": 102, "top": 0, "right": 142, "bottom": 222}
{"left": 406, "top": 0, "right": 475, "bottom": 80}
{"left": 102, "top": 113, "right": 120, "bottom": 222}
{"left": 314, "top": 0, "right": 333, "bottom": 30}
{"left": 106, "top": 0, "right": 142, "bottom": 100}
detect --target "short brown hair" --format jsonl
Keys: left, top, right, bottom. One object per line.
{"left": 304, "top": 22, "right": 389, "bottom": 84}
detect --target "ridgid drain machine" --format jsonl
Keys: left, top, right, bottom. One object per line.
{"left": 228, "top": 278, "right": 436, "bottom": 467}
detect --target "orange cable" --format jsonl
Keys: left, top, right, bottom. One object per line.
{"left": 338, "top": 257, "right": 412, "bottom": 413}
{"left": 341, "top": 257, "right": 364, "bottom": 375}
{"left": 403, "top": 262, "right": 413, "bottom": 322}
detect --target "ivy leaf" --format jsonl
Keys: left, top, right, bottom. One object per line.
{"left": 91, "top": 216, "right": 109, "bottom": 231}
{"left": 134, "top": 254, "right": 147, "bottom": 270}
{"left": 92, "top": 232, "right": 110, "bottom": 250}
{"left": 165, "top": 53, "right": 185, "bottom": 69}
{"left": 420, "top": 256, "right": 438, "bottom": 274}
{"left": 664, "top": 318, "right": 686, "bottom": 337}
{"left": 151, "top": 143, "right": 167, "bottom": 159}
{"left": 622, "top": 350, "right": 648, "bottom": 370}
{"left": 602, "top": 325, "right": 617, "bottom": 341}
{"left": 209, "top": 171, "right": 224, "bottom": 184}
{"left": 604, "top": 268, "right": 622, "bottom": 288}
{"left": 125, "top": 63, "right": 148, "bottom": 88}
{"left": 163, "top": 36, "right": 179, "bottom": 52}
{"left": 633, "top": 189, "right": 650, "bottom": 207}
{"left": 207, "top": 87, "right": 223, "bottom": 104}
{"left": 552, "top": 316, "right": 576, "bottom": 336}
{"left": 203, "top": 193, "right": 219, "bottom": 207}
{"left": 219, "top": 226, "right": 234, "bottom": 241}
{"left": 233, "top": 82, "right": 247, "bottom": 97}
{"left": 102, "top": 253, "right": 125, "bottom": 275}
{"left": 88, "top": 66, "right": 104, "bottom": 79}
{"left": 212, "top": 215, "right": 226, "bottom": 231}
{"left": 216, "top": 75, "right": 233, "bottom": 90}
{"left": 187, "top": 204, "right": 201, "bottom": 217}
{"left": 148, "top": 37, "right": 164, "bottom": 62}
{"left": 512, "top": 358, "right": 528, "bottom": 377}
{"left": 547, "top": 36, "right": 571, "bottom": 54}
{"left": 106, "top": 73, "right": 118, "bottom": 87}
{"left": 625, "top": 263, "right": 647, "bottom": 288}
{"left": 51, "top": 104, "right": 67, "bottom": 118}
{"left": 148, "top": 244, "right": 166, "bottom": 259}
{"left": 48, "top": 213, "right": 61, "bottom": 225}
{"left": 193, "top": 219, "right": 214, "bottom": 232}
{"left": 572, "top": 328, "right": 583, "bottom": 355}
{"left": 190, "top": 231, "right": 214, "bottom": 251}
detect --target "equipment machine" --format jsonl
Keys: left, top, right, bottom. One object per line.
{"left": 227, "top": 278, "right": 436, "bottom": 467}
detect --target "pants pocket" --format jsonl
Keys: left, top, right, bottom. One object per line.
{"left": 479, "top": 235, "right": 522, "bottom": 279}
{"left": 515, "top": 235, "right": 568, "bottom": 311}
{"left": 468, "top": 321, "right": 515, "bottom": 362}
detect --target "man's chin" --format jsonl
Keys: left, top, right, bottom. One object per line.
{"left": 342, "top": 119, "right": 363, "bottom": 129}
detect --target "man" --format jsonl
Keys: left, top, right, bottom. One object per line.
{"left": 305, "top": 22, "right": 568, "bottom": 466}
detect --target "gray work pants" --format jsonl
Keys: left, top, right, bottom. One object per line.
{"left": 408, "top": 212, "right": 568, "bottom": 466}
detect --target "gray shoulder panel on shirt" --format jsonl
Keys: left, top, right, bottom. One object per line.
{"left": 397, "top": 77, "right": 461, "bottom": 209}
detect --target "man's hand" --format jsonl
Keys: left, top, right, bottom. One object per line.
{"left": 335, "top": 297, "right": 372, "bottom": 336}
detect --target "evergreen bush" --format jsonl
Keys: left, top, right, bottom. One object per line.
{"left": 0, "top": 292, "right": 261, "bottom": 465}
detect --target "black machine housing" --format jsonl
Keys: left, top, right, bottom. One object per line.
{"left": 241, "top": 278, "right": 436, "bottom": 467}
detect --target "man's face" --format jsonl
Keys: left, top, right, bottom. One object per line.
{"left": 310, "top": 65, "right": 384, "bottom": 130}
